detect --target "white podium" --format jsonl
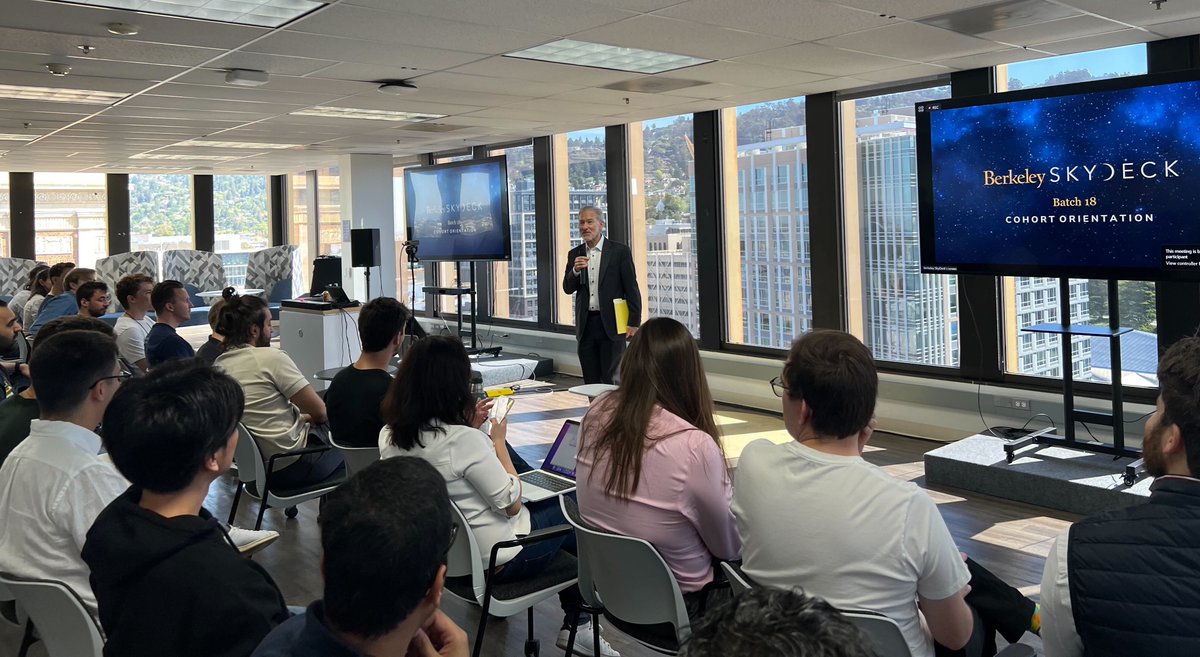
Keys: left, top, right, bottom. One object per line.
{"left": 279, "top": 306, "right": 361, "bottom": 391}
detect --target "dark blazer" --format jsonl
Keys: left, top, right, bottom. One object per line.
{"left": 562, "top": 238, "right": 642, "bottom": 340}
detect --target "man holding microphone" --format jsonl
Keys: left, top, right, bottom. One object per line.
{"left": 562, "top": 206, "right": 642, "bottom": 385}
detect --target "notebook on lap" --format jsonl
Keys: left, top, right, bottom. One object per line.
{"left": 519, "top": 420, "right": 580, "bottom": 502}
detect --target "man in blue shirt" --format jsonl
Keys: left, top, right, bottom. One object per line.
{"left": 144, "top": 280, "right": 194, "bottom": 368}
{"left": 28, "top": 267, "right": 95, "bottom": 337}
{"left": 252, "top": 457, "right": 468, "bottom": 657}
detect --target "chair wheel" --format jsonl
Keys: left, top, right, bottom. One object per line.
{"left": 524, "top": 639, "right": 539, "bottom": 657}
{"left": 285, "top": 506, "right": 299, "bottom": 519}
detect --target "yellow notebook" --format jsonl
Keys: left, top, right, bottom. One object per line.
{"left": 613, "top": 298, "right": 629, "bottom": 334}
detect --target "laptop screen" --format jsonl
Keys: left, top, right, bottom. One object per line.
{"left": 542, "top": 420, "right": 580, "bottom": 479}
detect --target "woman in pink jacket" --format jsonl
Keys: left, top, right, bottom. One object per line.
{"left": 576, "top": 317, "right": 740, "bottom": 618}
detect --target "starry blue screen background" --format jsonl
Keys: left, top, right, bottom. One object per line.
{"left": 926, "top": 79, "right": 1200, "bottom": 272}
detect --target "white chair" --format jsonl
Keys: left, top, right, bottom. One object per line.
{"left": 443, "top": 502, "right": 578, "bottom": 657}
{"left": 0, "top": 572, "right": 103, "bottom": 657}
{"left": 327, "top": 432, "right": 380, "bottom": 479}
{"left": 227, "top": 423, "right": 345, "bottom": 530}
{"left": 559, "top": 495, "right": 691, "bottom": 655}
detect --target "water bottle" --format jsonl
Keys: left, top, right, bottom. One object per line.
{"left": 470, "top": 371, "right": 484, "bottom": 400}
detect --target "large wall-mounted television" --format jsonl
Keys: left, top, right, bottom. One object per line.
{"left": 916, "top": 70, "right": 1200, "bottom": 281}
{"left": 404, "top": 155, "right": 511, "bottom": 262}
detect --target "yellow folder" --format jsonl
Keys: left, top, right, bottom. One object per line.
{"left": 613, "top": 298, "right": 629, "bottom": 334}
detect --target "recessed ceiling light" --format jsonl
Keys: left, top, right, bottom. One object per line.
{"left": 378, "top": 80, "right": 418, "bottom": 95}
{"left": 130, "top": 153, "right": 235, "bottom": 161}
{"left": 225, "top": 69, "right": 270, "bottom": 87}
{"left": 65, "top": 0, "right": 327, "bottom": 28}
{"left": 105, "top": 22, "right": 139, "bottom": 36}
{"left": 291, "top": 106, "right": 444, "bottom": 122}
{"left": 505, "top": 39, "right": 711, "bottom": 74}
{"left": 0, "top": 134, "right": 39, "bottom": 142}
{"left": 176, "top": 139, "right": 299, "bottom": 150}
{"left": 45, "top": 63, "right": 72, "bottom": 77}
{"left": 0, "top": 83, "right": 127, "bottom": 105}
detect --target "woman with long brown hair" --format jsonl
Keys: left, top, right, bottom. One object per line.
{"left": 576, "top": 317, "right": 740, "bottom": 617}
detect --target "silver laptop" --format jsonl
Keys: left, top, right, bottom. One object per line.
{"left": 519, "top": 420, "right": 580, "bottom": 502}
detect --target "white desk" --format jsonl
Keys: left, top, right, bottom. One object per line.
{"left": 279, "top": 306, "right": 361, "bottom": 391}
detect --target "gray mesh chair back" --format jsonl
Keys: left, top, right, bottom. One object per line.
{"left": 0, "top": 573, "right": 103, "bottom": 657}
{"left": 327, "top": 433, "right": 381, "bottom": 480}
{"left": 227, "top": 423, "right": 343, "bottom": 530}
{"left": 841, "top": 610, "right": 912, "bottom": 657}
{"left": 560, "top": 496, "right": 691, "bottom": 652}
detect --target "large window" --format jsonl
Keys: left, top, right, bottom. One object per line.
{"left": 214, "top": 175, "right": 269, "bottom": 287}
{"left": 489, "top": 144, "right": 536, "bottom": 322}
{"left": 393, "top": 167, "right": 425, "bottom": 311}
{"left": 844, "top": 87, "right": 957, "bottom": 367}
{"left": 129, "top": 174, "right": 192, "bottom": 260}
{"left": 630, "top": 115, "right": 698, "bottom": 337}
{"left": 317, "top": 166, "right": 342, "bottom": 257}
{"left": 554, "top": 129, "right": 608, "bottom": 326}
{"left": 34, "top": 173, "right": 107, "bottom": 267}
{"left": 288, "top": 173, "right": 311, "bottom": 293}
{"left": 0, "top": 174, "right": 10, "bottom": 257}
{"left": 724, "top": 99, "right": 811, "bottom": 348}
{"left": 998, "top": 44, "right": 1153, "bottom": 386}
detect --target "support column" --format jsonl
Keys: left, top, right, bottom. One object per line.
{"left": 338, "top": 153, "right": 396, "bottom": 300}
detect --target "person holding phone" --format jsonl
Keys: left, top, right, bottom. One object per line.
{"left": 561, "top": 206, "right": 642, "bottom": 385}
{"left": 378, "top": 336, "right": 618, "bottom": 657}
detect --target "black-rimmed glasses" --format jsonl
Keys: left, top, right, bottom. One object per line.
{"left": 770, "top": 375, "right": 788, "bottom": 398}
{"left": 89, "top": 371, "right": 133, "bottom": 389}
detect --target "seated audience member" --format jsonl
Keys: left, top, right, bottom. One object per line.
{"left": 195, "top": 296, "right": 228, "bottom": 365}
{"left": 113, "top": 274, "right": 155, "bottom": 371}
{"left": 145, "top": 280, "right": 195, "bottom": 367}
{"left": 379, "top": 336, "right": 617, "bottom": 657}
{"left": 0, "top": 330, "right": 129, "bottom": 616}
{"left": 324, "top": 297, "right": 408, "bottom": 447}
{"left": 76, "top": 280, "right": 110, "bottom": 318}
{"left": 253, "top": 457, "right": 468, "bottom": 657}
{"left": 214, "top": 291, "right": 343, "bottom": 489}
{"left": 9, "top": 263, "right": 48, "bottom": 323}
{"left": 84, "top": 360, "right": 289, "bottom": 657}
{"left": 0, "top": 316, "right": 111, "bottom": 468}
{"left": 29, "top": 266, "right": 94, "bottom": 335}
{"left": 732, "top": 331, "right": 1037, "bottom": 657}
{"left": 680, "top": 587, "right": 876, "bottom": 657}
{"left": 19, "top": 265, "right": 52, "bottom": 329}
{"left": 576, "top": 317, "right": 739, "bottom": 617}
{"left": 1040, "top": 336, "right": 1200, "bottom": 657}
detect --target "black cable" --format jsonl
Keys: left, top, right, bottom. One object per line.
{"left": 1020, "top": 413, "right": 1056, "bottom": 431}
{"left": 1079, "top": 421, "right": 1103, "bottom": 443}
{"left": 961, "top": 290, "right": 992, "bottom": 435}
{"left": 1124, "top": 410, "right": 1154, "bottom": 424}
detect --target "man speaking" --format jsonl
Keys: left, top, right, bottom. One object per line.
{"left": 562, "top": 206, "right": 641, "bottom": 385}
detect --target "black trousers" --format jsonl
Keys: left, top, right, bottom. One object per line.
{"left": 934, "top": 557, "right": 1037, "bottom": 657}
{"left": 578, "top": 312, "right": 625, "bottom": 384}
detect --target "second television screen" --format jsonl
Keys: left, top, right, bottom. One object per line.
{"left": 405, "top": 156, "right": 511, "bottom": 262}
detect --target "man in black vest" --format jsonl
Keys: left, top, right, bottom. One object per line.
{"left": 1040, "top": 336, "right": 1200, "bottom": 657}
{"left": 561, "top": 206, "right": 641, "bottom": 384}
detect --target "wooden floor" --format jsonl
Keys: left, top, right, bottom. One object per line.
{"left": 0, "top": 373, "right": 1078, "bottom": 657}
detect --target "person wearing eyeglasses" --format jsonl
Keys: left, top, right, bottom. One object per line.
{"left": 84, "top": 360, "right": 290, "bottom": 657}
{"left": 0, "top": 328, "right": 129, "bottom": 618}
{"left": 252, "top": 457, "right": 469, "bottom": 657}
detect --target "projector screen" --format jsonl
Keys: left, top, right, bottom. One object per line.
{"left": 916, "top": 70, "right": 1200, "bottom": 281}
{"left": 404, "top": 155, "right": 511, "bottom": 262}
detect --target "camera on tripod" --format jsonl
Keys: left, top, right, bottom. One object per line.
{"left": 402, "top": 240, "right": 420, "bottom": 262}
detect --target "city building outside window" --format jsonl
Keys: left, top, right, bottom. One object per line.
{"left": 34, "top": 173, "right": 107, "bottom": 267}
{"left": 554, "top": 128, "right": 608, "bottom": 326}
{"left": 488, "top": 144, "right": 536, "bottom": 322}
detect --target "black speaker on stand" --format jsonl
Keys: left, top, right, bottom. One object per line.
{"left": 350, "top": 228, "right": 381, "bottom": 299}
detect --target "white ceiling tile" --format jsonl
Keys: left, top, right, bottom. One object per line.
{"left": 828, "top": 0, "right": 1028, "bottom": 21}
{"left": 150, "top": 82, "right": 345, "bottom": 105}
{"left": 853, "top": 62, "right": 951, "bottom": 83}
{"left": 658, "top": 82, "right": 765, "bottom": 99}
{"left": 1033, "top": 28, "right": 1160, "bottom": 56}
{"left": 0, "top": 50, "right": 187, "bottom": 82}
{"left": 933, "top": 47, "right": 1047, "bottom": 70}
{"left": 446, "top": 56, "right": 636, "bottom": 86}
{"left": 572, "top": 0, "right": 689, "bottom": 11}
{"left": 657, "top": 61, "right": 829, "bottom": 87}
{"left": 207, "top": 52, "right": 341, "bottom": 77}
{"left": 285, "top": 5, "right": 553, "bottom": 55}
{"left": 981, "top": 15, "right": 1133, "bottom": 46}
{"left": 246, "top": 32, "right": 482, "bottom": 70}
{"left": 411, "top": 71, "right": 586, "bottom": 98}
{"left": 346, "top": 0, "right": 637, "bottom": 36}
{"left": 569, "top": 14, "right": 794, "bottom": 60}
{"left": 735, "top": 42, "right": 912, "bottom": 76}
{"left": 546, "top": 87, "right": 688, "bottom": 110}
{"left": 1059, "top": 0, "right": 1200, "bottom": 26}
{"left": 654, "top": 0, "right": 893, "bottom": 41}
{"left": 304, "top": 63, "right": 440, "bottom": 84}
{"left": 1146, "top": 16, "right": 1200, "bottom": 39}
{"left": 315, "top": 95, "right": 484, "bottom": 115}
{"left": 0, "top": 27, "right": 225, "bottom": 68}
{"left": 819, "top": 22, "right": 1003, "bottom": 62}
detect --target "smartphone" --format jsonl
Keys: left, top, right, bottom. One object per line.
{"left": 490, "top": 397, "right": 515, "bottom": 423}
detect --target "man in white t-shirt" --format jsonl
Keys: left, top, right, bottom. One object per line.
{"left": 732, "top": 331, "right": 1036, "bottom": 657}
{"left": 112, "top": 274, "right": 155, "bottom": 372}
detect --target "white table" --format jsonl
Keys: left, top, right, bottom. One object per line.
{"left": 197, "top": 288, "right": 264, "bottom": 303}
{"left": 279, "top": 305, "right": 361, "bottom": 391}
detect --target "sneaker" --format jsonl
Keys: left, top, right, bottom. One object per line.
{"left": 226, "top": 526, "right": 280, "bottom": 556}
{"left": 556, "top": 621, "right": 620, "bottom": 657}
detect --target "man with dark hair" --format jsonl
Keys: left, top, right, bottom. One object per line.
{"left": 83, "top": 360, "right": 290, "bottom": 657}
{"left": 145, "top": 279, "right": 195, "bottom": 367}
{"left": 1041, "top": 336, "right": 1200, "bottom": 657}
{"left": 0, "top": 316, "right": 111, "bottom": 468}
{"left": 562, "top": 205, "right": 642, "bottom": 384}
{"left": 324, "top": 297, "right": 408, "bottom": 447}
{"left": 0, "top": 330, "right": 128, "bottom": 616}
{"left": 76, "top": 280, "right": 110, "bottom": 318}
{"left": 253, "top": 457, "right": 468, "bottom": 657}
{"left": 733, "top": 331, "right": 1036, "bottom": 657}
{"left": 29, "top": 266, "right": 95, "bottom": 336}
{"left": 680, "top": 588, "right": 876, "bottom": 657}
{"left": 113, "top": 273, "right": 155, "bottom": 372}
{"left": 195, "top": 297, "right": 227, "bottom": 365}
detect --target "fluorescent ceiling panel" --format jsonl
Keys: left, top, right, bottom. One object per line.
{"left": 49, "top": 0, "right": 327, "bottom": 28}
{"left": 505, "top": 39, "right": 711, "bottom": 74}
{"left": 176, "top": 139, "right": 299, "bottom": 149}
{"left": 290, "top": 106, "right": 444, "bottom": 121}
{"left": 0, "top": 84, "right": 127, "bottom": 105}
{"left": 0, "top": 134, "right": 38, "bottom": 141}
